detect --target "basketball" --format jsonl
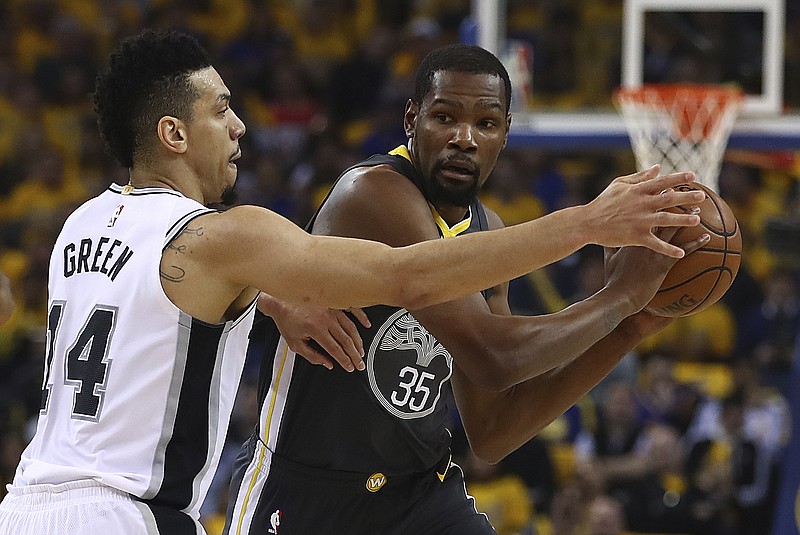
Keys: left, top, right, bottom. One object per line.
{"left": 645, "top": 183, "right": 742, "bottom": 317}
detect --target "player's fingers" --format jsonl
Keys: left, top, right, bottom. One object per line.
{"left": 294, "top": 341, "right": 334, "bottom": 370}
{"left": 644, "top": 236, "right": 687, "bottom": 259}
{"left": 679, "top": 232, "right": 711, "bottom": 256}
{"left": 654, "top": 190, "right": 705, "bottom": 212}
{"left": 335, "top": 311, "right": 365, "bottom": 354}
{"left": 652, "top": 225, "right": 679, "bottom": 244}
{"left": 336, "top": 315, "right": 365, "bottom": 370}
{"left": 617, "top": 163, "right": 660, "bottom": 183}
{"left": 330, "top": 323, "right": 364, "bottom": 372}
{"left": 255, "top": 291, "right": 271, "bottom": 315}
{"left": 652, "top": 208, "right": 701, "bottom": 228}
{"left": 348, "top": 307, "right": 371, "bottom": 328}
{"left": 315, "top": 331, "right": 358, "bottom": 372}
{"left": 646, "top": 172, "right": 700, "bottom": 197}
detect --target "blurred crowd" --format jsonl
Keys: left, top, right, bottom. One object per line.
{"left": 0, "top": 1, "right": 799, "bottom": 534}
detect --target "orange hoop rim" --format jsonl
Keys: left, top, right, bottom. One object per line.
{"left": 614, "top": 83, "right": 745, "bottom": 105}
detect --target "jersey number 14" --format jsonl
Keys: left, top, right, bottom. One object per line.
{"left": 41, "top": 302, "right": 117, "bottom": 420}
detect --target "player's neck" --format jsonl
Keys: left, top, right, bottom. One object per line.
{"left": 431, "top": 202, "right": 470, "bottom": 227}
{"left": 128, "top": 163, "right": 204, "bottom": 204}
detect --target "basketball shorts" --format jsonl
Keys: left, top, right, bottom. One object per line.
{"left": 225, "top": 435, "right": 497, "bottom": 535}
{"left": 0, "top": 479, "right": 204, "bottom": 535}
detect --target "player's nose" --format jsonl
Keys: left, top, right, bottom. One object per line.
{"left": 448, "top": 123, "right": 477, "bottom": 151}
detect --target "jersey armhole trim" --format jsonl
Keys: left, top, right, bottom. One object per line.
{"left": 163, "top": 209, "right": 218, "bottom": 251}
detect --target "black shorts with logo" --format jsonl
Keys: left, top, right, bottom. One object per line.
{"left": 223, "top": 435, "right": 496, "bottom": 535}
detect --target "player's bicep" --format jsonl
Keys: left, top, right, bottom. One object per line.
{"left": 198, "top": 206, "right": 381, "bottom": 306}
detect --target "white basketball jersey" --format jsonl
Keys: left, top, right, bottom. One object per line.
{"left": 13, "top": 184, "right": 257, "bottom": 519}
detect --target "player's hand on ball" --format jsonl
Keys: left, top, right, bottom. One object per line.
{"left": 586, "top": 164, "right": 706, "bottom": 258}
{"left": 643, "top": 183, "right": 742, "bottom": 317}
{"left": 603, "top": 226, "right": 711, "bottom": 314}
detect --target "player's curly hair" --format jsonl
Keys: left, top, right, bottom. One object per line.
{"left": 93, "top": 30, "right": 211, "bottom": 168}
{"left": 413, "top": 44, "right": 512, "bottom": 114}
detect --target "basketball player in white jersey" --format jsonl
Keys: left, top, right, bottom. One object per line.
{"left": 0, "top": 30, "right": 704, "bottom": 534}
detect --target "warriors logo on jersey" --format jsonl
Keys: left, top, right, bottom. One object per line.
{"left": 367, "top": 309, "right": 453, "bottom": 419}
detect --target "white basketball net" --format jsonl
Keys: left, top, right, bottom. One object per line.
{"left": 615, "top": 84, "right": 743, "bottom": 192}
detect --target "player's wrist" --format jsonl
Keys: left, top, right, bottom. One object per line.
{"left": 593, "top": 287, "right": 640, "bottom": 322}
{"left": 553, "top": 205, "right": 593, "bottom": 250}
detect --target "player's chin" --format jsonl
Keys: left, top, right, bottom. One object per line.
{"left": 220, "top": 185, "right": 238, "bottom": 206}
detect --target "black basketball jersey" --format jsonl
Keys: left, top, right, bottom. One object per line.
{"left": 251, "top": 147, "right": 491, "bottom": 475}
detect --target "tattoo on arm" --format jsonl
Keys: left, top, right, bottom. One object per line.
{"left": 183, "top": 226, "right": 204, "bottom": 237}
{"left": 160, "top": 226, "right": 202, "bottom": 283}
{"left": 161, "top": 265, "right": 186, "bottom": 283}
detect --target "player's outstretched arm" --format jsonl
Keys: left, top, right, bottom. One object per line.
{"left": 206, "top": 171, "right": 702, "bottom": 311}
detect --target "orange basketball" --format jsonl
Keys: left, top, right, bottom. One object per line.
{"left": 645, "top": 183, "right": 742, "bottom": 317}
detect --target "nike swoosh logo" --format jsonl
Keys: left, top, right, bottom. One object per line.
{"left": 436, "top": 452, "right": 452, "bottom": 482}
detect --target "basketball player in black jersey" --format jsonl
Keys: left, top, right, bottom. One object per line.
{"left": 224, "top": 44, "right": 711, "bottom": 534}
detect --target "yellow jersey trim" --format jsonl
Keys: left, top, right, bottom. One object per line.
{"left": 388, "top": 145, "right": 473, "bottom": 237}
{"left": 388, "top": 145, "right": 412, "bottom": 160}
{"left": 431, "top": 206, "right": 472, "bottom": 238}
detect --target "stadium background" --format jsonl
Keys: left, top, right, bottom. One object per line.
{"left": 0, "top": 1, "right": 798, "bottom": 534}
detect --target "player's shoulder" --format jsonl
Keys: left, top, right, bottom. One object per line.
{"left": 189, "top": 205, "right": 294, "bottom": 241}
{"left": 330, "top": 163, "right": 428, "bottom": 212}
{"left": 480, "top": 203, "right": 507, "bottom": 230}
{"left": 341, "top": 162, "right": 422, "bottom": 195}
{"left": 316, "top": 162, "right": 438, "bottom": 243}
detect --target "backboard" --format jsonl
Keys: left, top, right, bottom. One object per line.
{"left": 469, "top": 0, "right": 800, "bottom": 150}
{"left": 622, "top": 0, "right": 785, "bottom": 116}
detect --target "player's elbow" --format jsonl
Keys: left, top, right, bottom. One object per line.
{"left": 469, "top": 437, "right": 510, "bottom": 465}
{"left": 388, "top": 275, "right": 438, "bottom": 311}
{"left": 471, "top": 367, "right": 515, "bottom": 392}
{"left": 461, "top": 352, "right": 520, "bottom": 392}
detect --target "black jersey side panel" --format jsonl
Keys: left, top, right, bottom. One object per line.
{"left": 150, "top": 318, "right": 224, "bottom": 509}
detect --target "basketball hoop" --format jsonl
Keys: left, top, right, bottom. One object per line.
{"left": 614, "top": 84, "right": 744, "bottom": 192}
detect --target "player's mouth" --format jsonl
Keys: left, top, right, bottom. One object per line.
{"left": 438, "top": 160, "right": 478, "bottom": 182}
{"left": 229, "top": 147, "right": 242, "bottom": 169}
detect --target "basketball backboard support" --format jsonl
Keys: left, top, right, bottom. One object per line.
{"left": 622, "top": 0, "right": 785, "bottom": 116}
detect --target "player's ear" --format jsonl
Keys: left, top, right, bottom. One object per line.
{"left": 403, "top": 98, "right": 418, "bottom": 138}
{"left": 501, "top": 114, "right": 512, "bottom": 149}
{"left": 158, "top": 116, "right": 188, "bottom": 155}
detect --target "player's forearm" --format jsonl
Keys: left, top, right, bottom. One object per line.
{"left": 226, "top": 205, "right": 591, "bottom": 312}
{"left": 383, "top": 205, "right": 593, "bottom": 308}
{"left": 437, "top": 288, "right": 638, "bottom": 391}
{"left": 456, "top": 322, "right": 644, "bottom": 463}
